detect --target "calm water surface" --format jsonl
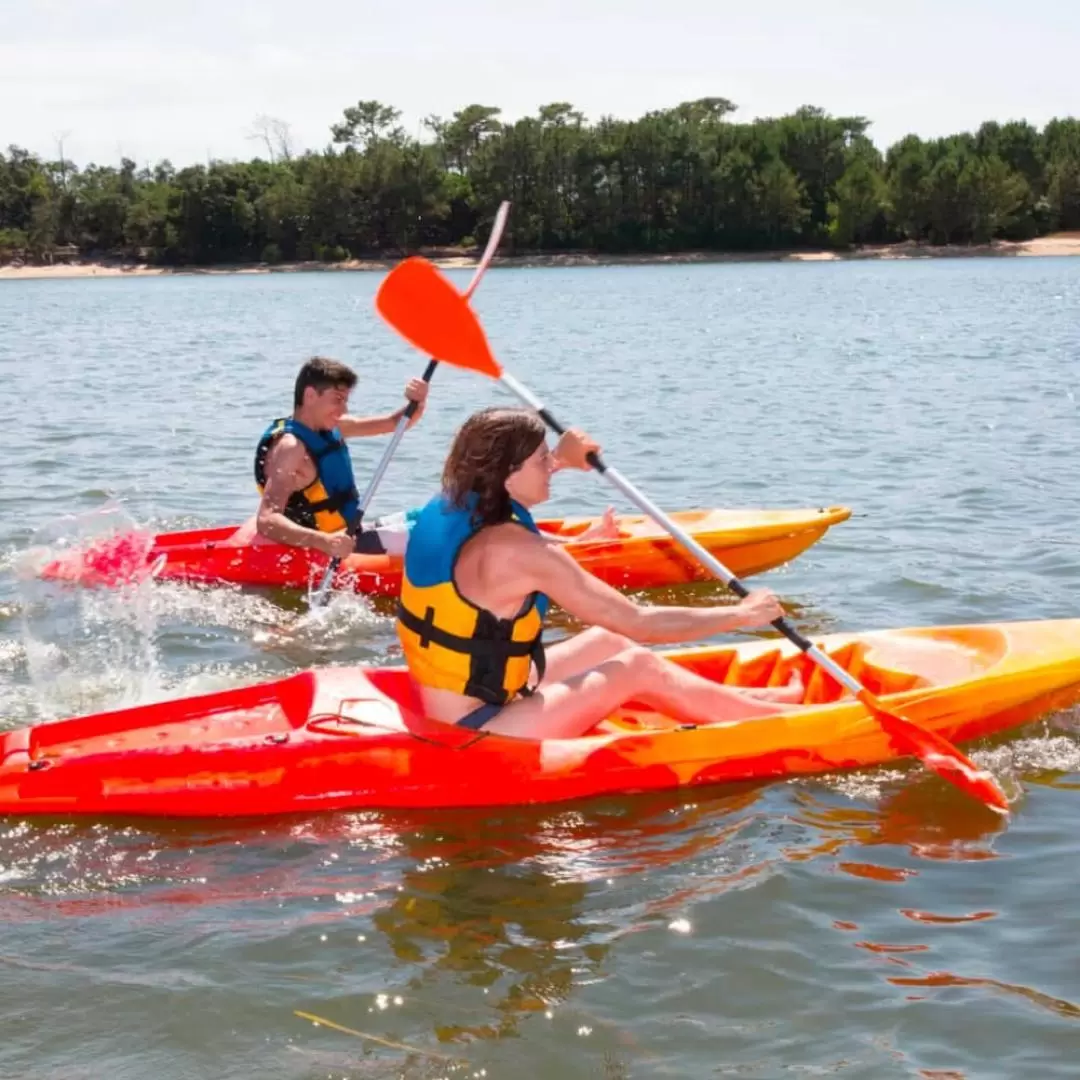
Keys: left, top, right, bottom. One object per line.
{"left": 1, "top": 257, "right": 1078, "bottom": 1079}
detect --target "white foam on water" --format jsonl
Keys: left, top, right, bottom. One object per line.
{"left": 13, "top": 503, "right": 166, "bottom": 721}
{"left": 815, "top": 713, "right": 1080, "bottom": 805}
{"left": 253, "top": 584, "right": 389, "bottom": 658}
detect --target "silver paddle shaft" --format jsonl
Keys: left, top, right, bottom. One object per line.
{"left": 311, "top": 202, "right": 511, "bottom": 604}
{"left": 498, "top": 371, "right": 866, "bottom": 698}
{"left": 355, "top": 201, "right": 512, "bottom": 517}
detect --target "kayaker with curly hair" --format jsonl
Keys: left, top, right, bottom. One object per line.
{"left": 253, "top": 356, "right": 429, "bottom": 558}
{"left": 397, "top": 406, "right": 803, "bottom": 738}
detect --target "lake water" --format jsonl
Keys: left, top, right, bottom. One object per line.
{"left": 1, "top": 256, "right": 1079, "bottom": 1079}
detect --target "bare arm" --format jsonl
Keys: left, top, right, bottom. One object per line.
{"left": 256, "top": 438, "right": 339, "bottom": 555}
{"left": 338, "top": 409, "right": 412, "bottom": 438}
{"left": 338, "top": 377, "right": 428, "bottom": 438}
{"left": 509, "top": 534, "right": 783, "bottom": 644}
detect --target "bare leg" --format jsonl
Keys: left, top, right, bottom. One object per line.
{"left": 744, "top": 669, "right": 805, "bottom": 704}
{"left": 484, "top": 644, "right": 801, "bottom": 740}
{"left": 540, "top": 627, "right": 638, "bottom": 683}
{"left": 541, "top": 627, "right": 804, "bottom": 706}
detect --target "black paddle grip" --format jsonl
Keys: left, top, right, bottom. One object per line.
{"left": 772, "top": 617, "right": 815, "bottom": 653}
{"left": 402, "top": 358, "right": 439, "bottom": 420}
{"left": 538, "top": 407, "right": 565, "bottom": 435}
{"left": 347, "top": 359, "right": 439, "bottom": 539}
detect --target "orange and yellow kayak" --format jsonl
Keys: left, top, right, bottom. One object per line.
{"left": 39, "top": 506, "right": 852, "bottom": 596}
{"left": 2, "top": 619, "right": 1077, "bottom": 818}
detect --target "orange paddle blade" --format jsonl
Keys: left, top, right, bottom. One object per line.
{"left": 857, "top": 691, "right": 1010, "bottom": 813}
{"left": 375, "top": 256, "right": 502, "bottom": 378}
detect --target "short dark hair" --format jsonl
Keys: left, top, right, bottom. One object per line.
{"left": 442, "top": 407, "right": 548, "bottom": 526}
{"left": 294, "top": 356, "right": 357, "bottom": 408}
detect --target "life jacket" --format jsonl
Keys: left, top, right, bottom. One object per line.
{"left": 396, "top": 493, "right": 549, "bottom": 706}
{"left": 254, "top": 418, "right": 360, "bottom": 533}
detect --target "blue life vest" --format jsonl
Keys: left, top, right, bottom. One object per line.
{"left": 254, "top": 417, "right": 360, "bottom": 533}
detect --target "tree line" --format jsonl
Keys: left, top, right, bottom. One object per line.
{"left": 2, "top": 99, "right": 1079, "bottom": 265}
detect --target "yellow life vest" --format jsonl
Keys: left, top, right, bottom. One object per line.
{"left": 396, "top": 493, "right": 549, "bottom": 706}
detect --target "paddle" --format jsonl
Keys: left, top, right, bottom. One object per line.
{"left": 372, "top": 255, "right": 1011, "bottom": 815}
{"left": 309, "top": 201, "right": 511, "bottom": 607}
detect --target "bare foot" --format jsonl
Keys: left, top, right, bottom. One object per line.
{"left": 744, "top": 670, "right": 805, "bottom": 705}
{"left": 577, "top": 506, "right": 623, "bottom": 543}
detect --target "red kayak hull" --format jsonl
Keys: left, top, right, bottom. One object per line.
{"left": 3, "top": 619, "right": 1079, "bottom": 818}
{"left": 39, "top": 506, "right": 853, "bottom": 595}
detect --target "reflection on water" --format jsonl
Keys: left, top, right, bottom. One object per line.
{"left": 6, "top": 768, "right": 1079, "bottom": 1078}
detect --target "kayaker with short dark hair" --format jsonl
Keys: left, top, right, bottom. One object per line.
{"left": 254, "top": 357, "right": 429, "bottom": 559}
{"left": 396, "top": 406, "right": 803, "bottom": 738}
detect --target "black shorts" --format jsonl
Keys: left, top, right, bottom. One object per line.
{"left": 352, "top": 515, "right": 410, "bottom": 556}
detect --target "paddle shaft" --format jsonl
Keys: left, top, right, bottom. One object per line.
{"left": 367, "top": 254, "right": 1010, "bottom": 811}
{"left": 499, "top": 371, "right": 870, "bottom": 698}
{"left": 311, "top": 202, "right": 511, "bottom": 603}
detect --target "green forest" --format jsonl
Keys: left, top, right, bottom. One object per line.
{"left": 2, "top": 99, "right": 1079, "bottom": 265}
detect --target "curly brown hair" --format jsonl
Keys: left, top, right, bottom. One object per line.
{"left": 442, "top": 407, "right": 547, "bottom": 527}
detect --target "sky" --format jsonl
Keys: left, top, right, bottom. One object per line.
{"left": 2, "top": 0, "right": 1078, "bottom": 170}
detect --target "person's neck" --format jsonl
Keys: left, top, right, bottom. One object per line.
{"left": 292, "top": 407, "right": 326, "bottom": 431}
{"left": 508, "top": 495, "right": 540, "bottom": 522}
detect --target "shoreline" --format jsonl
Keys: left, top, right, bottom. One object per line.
{"left": 3, "top": 234, "right": 1080, "bottom": 280}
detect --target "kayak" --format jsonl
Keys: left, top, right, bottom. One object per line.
{"left": 3, "top": 618, "right": 1078, "bottom": 818}
{"left": 39, "top": 506, "right": 852, "bottom": 596}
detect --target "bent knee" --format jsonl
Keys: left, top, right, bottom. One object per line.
{"left": 584, "top": 626, "right": 636, "bottom": 652}
{"left": 617, "top": 644, "right": 666, "bottom": 681}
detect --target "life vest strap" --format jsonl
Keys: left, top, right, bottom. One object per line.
{"left": 397, "top": 602, "right": 539, "bottom": 659}
{"left": 304, "top": 486, "right": 359, "bottom": 516}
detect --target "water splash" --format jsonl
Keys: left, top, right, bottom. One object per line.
{"left": 13, "top": 503, "right": 166, "bottom": 721}
{"left": 253, "top": 584, "right": 390, "bottom": 665}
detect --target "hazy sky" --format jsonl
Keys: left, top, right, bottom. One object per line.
{"left": 2, "top": 0, "right": 1077, "bottom": 169}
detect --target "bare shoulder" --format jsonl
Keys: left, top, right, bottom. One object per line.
{"left": 265, "top": 431, "right": 302, "bottom": 458}
{"left": 265, "top": 434, "right": 309, "bottom": 468}
{"left": 459, "top": 522, "right": 559, "bottom": 606}
{"left": 467, "top": 521, "right": 552, "bottom": 570}
{"left": 485, "top": 521, "right": 550, "bottom": 553}
{"left": 263, "top": 435, "right": 315, "bottom": 490}
{"left": 489, "top": 523, "right": 570, "bottom": 578}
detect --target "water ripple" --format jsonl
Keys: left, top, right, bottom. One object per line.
{"left": 1, "top": 260, "right": 1079, "bottom": 1078}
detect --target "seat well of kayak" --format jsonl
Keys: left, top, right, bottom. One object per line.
{"left": 590, "top": 634, "right": 970, "bottom": 736}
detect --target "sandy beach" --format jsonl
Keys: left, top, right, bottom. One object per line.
{"left": 2, "top": 233, "right": 1079, "bottom": 280}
